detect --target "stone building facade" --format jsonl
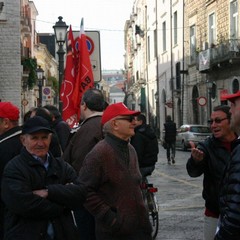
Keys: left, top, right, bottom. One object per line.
{"left": 184, "top": 0, "right": 240, "bottom": 123}
{"left": 125, "top": 0, "right": 240, "bottom": 138}
{"left": 0, "top": 0, "right": 21, "bottom": 108}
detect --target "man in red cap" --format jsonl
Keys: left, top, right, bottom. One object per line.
{"left": 78, "top": 102, "right": 152, "bottom": 240}
{"left": 0, "top": 102, "right": 22, "bottom": 239}
{"left": 215, "top": 91, "right": 240, "bottom": 239}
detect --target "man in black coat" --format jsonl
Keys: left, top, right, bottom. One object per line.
{"left": 1, "top": 116, "right": 86, "bottom": 240}
{"left": 187, "top": 105, "right": 237, "bottom": 240}
{"left": 44, "top": 105, "right": 71, "bottom": 151}
{"left": 214, "top": 92, "right": 240, "bottom": 239}
{"left": 164, "top": 115, "right": 177, "bottom": 164}
{"left": 0, "top": 102, "right": 22, "bottom": 240}
{"left": 131, "top": 114, "right": 159, "bottom": 177}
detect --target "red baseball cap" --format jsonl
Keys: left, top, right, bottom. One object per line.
{"left": 101, "top": 102, "right": 140, "bottom": 125}
{"left": 222, "top": 91, "right": 240, "bottom": 102}
{"left": 0, "top": 102, "right": 19, "bottom": 120}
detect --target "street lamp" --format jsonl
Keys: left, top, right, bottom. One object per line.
{"left": 206, "top": 80, "right": 213, "bottom": 120}
{"left": 53, "top": 16, "right": 68, "bottom": 113}
{"left": 36, "top": 65, "right": 44, "bottom": 107}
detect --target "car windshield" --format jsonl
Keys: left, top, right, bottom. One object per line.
{"left": 190, "top": 126, "right": 211, "bottom": 133}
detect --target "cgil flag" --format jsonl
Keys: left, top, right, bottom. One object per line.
{"left": 60, "top": 25, "right": 79, "bottom": 128}
{"left": 72, "top": 18, "right": 94, "bottom": 114}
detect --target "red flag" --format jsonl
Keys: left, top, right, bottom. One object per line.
{"left": 72, "top": 18, "right": 94, "bottom": 111}
{"left": 60, "top": 25, "right": 79, "bottom": 128}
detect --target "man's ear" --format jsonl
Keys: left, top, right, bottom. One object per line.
{"left": 81, "top": 102, "right": 87, "bottom": 110}
{"left": 111, "top": 119, "right": 119, "bottom": 130}
{"left": 20, "top": 135, "right": 26, "bottom": 146}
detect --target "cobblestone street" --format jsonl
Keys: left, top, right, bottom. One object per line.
{"left": 149, "top": 145, "right": 204, "bottom": 240}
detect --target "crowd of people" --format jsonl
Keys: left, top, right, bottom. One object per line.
{"left": 1, "top": 88, "right": 240, "bottom": 239}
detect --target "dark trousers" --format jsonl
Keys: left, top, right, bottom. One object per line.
{"left": 166, "top": 141, "right": 176, "bottom": 159}
{"left": 74, "top": 208, "right": 96, "bottom": 240}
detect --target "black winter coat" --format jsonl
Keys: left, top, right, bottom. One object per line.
{"left": 53, "top": 118, "right": 70, "bottom": 151}
{"left": 186, "top": 135, "right": 232, "bottom": 215}
{"left": 164, "top": 121, "right": 176, "bottom": 142}
{"left": 131, "top": 124, "right": 159, "bottom": 168}
{"left": 1, "top": 148, "right": 86, "bottom": 240}
{"left": 0, "top": 126, "right": 22, "bottom": 239}
{"left": 215, "top": 139, "right": 240, "bottom": 240}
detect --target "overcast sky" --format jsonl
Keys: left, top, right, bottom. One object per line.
{"left": 33, "top": 0, "right": 134, "bottom": 70}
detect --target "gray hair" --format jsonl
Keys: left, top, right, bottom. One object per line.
{"left": 102, "top": 121, "right": 112, "bottom": 135}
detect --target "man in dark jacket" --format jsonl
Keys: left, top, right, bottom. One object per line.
{"left": 63, "top": 88, "right": 105, "bottom": 240}
{"left": 164, "top": 115, "right": 177, "bottom": 164}
{"left": 79, "top": 102, "right": 152, "bottom": 240}
{"left": 131, "top": 113, "right": 159, "bottom": 177}
{"left": 0, "top": 102, "right": 22, "bottom": 240}
{"left": 214, "top": 92, "right": 240, "bottom": 239}
{"left": 186, "top": 105, "right": 237, "bottom": 240}
{"left": 44, "top": 105, "right": 71, "bottom": 151}
{"left": 1, "top": 116, "right": 86, "bottom": 240}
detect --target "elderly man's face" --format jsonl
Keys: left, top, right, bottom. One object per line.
{"left": 21, "top": 132, "right": 52, "bottom": 159}
{"left": 112, "top": 115, "right": 136, "bottom": 141}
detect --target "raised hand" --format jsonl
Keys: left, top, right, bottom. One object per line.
{"left": 189, "top": 141, "right": 204, "bottom": 162}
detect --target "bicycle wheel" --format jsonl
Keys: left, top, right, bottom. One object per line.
{"left": 147, "top": 192, "right": 159, "bottom": 239}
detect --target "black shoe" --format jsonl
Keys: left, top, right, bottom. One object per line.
{"left": 168, "top": 160, "right": 171, "bottom": 165}
{"left": 171, "top": 157, "right": 175, "bottom": 164}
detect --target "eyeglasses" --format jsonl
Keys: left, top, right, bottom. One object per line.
{"left": 208, "top": 117, "right": 228, "bottom": 124}
{"left": 114, "top": 116, "right": 135, "bottom": 122}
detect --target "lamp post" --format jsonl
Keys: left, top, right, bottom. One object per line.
{"left": 36, "top": 65, "right": 44, "bottom": 107}
{"left": 206, "top": 80, "right": 213, "bottom": 120}
{"left": 53, "top": 16, "right": 68, "bottom": 114}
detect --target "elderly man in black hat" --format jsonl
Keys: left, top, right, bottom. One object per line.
{"left": 1, "top": 116, "right": 86, "bottom": 240}
{"left": 78, "top": 102, "right": 152, "bottom": 240}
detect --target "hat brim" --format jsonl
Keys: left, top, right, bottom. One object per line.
{"left": 222, "top": 92, "right": 240, "bottom": 102}
{"left": 119, "top": 110, "right": 141, "bottom": 116}
{"left": 22, "top": 127, "right": 53, "bottom": 134}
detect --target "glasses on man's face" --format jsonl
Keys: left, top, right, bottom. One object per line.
{"left": 114, "top": 115, "right": 135, "bottom": 123}
{"left": 208, "top": 117, "right": 228, "bottom": 125}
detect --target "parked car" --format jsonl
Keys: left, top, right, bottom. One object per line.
{"left": 176, "top": 124, "right": 212, "bottom": 151}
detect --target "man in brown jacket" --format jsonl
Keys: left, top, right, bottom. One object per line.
{"left": 79, "top": 102, "right": 152, "bottom": 240}
{"left": 63, "top": 88, "right": 105, "bottom": 240}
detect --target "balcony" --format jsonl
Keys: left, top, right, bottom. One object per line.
{"left": 198, "top": 39, "right": 240, "bottom": 72}
{"left": 21, "top": 15, "right": 32, "bottom": 35}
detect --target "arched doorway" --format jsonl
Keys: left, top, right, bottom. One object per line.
{"left": 192, "top": 86, "right": 199, "bottom": 124}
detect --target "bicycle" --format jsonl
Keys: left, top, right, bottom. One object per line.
{"left": 141, "top": 176, "right": 159, "bottom": 239}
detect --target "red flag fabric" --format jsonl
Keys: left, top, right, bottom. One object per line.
{"left": 60, "top": 25, "right": 79, "bottom": 128}
{"left": 72, "top": 18, "right": 94, "bottom": 111}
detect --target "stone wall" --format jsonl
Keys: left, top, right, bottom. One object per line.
{"left": 0, "top": 0, "right": 21, "bottom": 109}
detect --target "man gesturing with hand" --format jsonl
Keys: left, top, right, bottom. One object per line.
{"left": 186, "top": 105, "right": 237, "bottom": 240}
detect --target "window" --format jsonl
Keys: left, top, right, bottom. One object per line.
{"left": 208, "top": 13, "right": 216, "bottom": 45}
{"left": 232, "top": 78, "right": 239, "bottom": 93}
{"left": 154, "top": 29, "right": 157, "bottom": 58}
{"left": 147, "top": 35, "right": 150, "bottom": 62}
{"left": 0, "top": 0, "right": 6, "bottom": 21}
{"left": 212, "top": 82, "right": 217, "bottom": 99}
{"left": 230, "top": 0, "right": 238, "bottom": 39}
{"left": 162, "top": 21, "right": 166, "bottom": 51}
{"left": 173, "top": 11, "right": 178, "bottom": 45}
{"left": 190, "top": 25, "right": 196, "bottom": 63}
